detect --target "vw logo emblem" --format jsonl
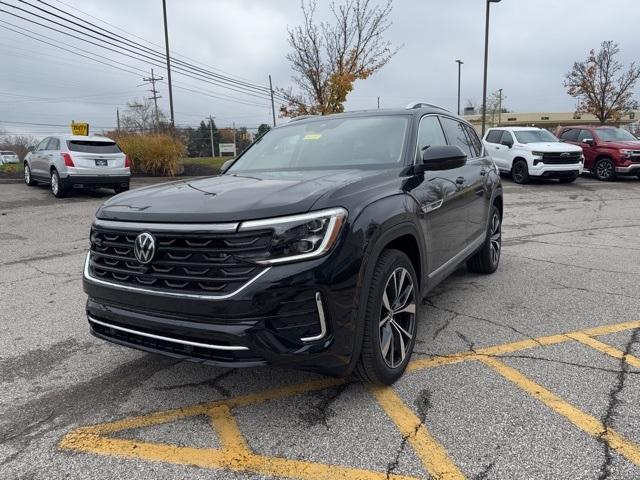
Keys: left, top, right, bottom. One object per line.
{"left": 134, "top": 232, "right": 156, "bottom": 264}
{"left": 560, "top": 152, "right": 570, "bottom": 156}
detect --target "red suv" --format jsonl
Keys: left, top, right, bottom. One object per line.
{"left": 557, "top": 126, "right": 640, "bottom": 181}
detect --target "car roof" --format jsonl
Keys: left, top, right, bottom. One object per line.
{"left": 1, "top": 150, "right": 17, "bottom": 154}
{"left": 487, "top": 126, "right": 542, "bottom": 131}
{"left": 559, "top": 125, "right": 618, "bottom": 130}
{"left": 47, "top": 134, "right": 115, "bottom": 142}
{"left": 282, "top": 105, "right": 462, "bottom": 127}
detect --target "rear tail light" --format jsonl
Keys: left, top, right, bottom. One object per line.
{"left": 61, "top": 153, "right": 75, "bottom": 167}
{"left": 124, "top": 155, "right": 131, "bottom": 168}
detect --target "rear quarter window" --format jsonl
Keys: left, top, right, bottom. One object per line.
{"left": 67, "top": 140, "right": 121, "bottom": 153}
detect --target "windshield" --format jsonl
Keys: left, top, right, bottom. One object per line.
{"left": 228, "top": 116, "right": 409, "bottom": 172}
{"left": 594, "top": 128, "right": 637, "bottom": 142}
{"left": 513, "top": 130, "right": 558, "bottom": 144}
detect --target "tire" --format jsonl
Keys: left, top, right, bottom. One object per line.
{"left": 24, "top": 163, "right": 37, "bottom": 186}
{"left": 594, "top": 158, "right": 616, "bottom": 181}
{"left": 558, "top": 176, "right": 577, "bottom": 183}
{"left": 467, "top": 205, "right": 502, "bottom": 274}
{"left": 50, "top": 169, "right": 66, "bottom": 198}
{"left": 511, "top": 159, "right": 529, "bottom": 184}
{"left": 355, "top": 249, "right": 419, "bottom": 385}
{"left": 114, "top": 183, "right": 130, "bottom": 194}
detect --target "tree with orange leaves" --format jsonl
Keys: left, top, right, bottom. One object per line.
{"left": 280, "top": 0, "right": 400, "bottom": 117}
{"left": 565, "top": 41, "right": 640, "bottom": 124}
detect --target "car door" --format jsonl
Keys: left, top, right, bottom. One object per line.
{"left": 577, "top": 129, "right": 597, "bottom": 171}
{"left": 409, "top": 115, "right": 468, "bottom": 274}
{"left": 31, "top": 137, "right": 50, "bottom": 178}
{"left": 462, "top": 123, "right": 492, "bottom": 241}
{"left": 485, "top": 129, "right": 509, "bottom": 170}
{"left": 43, "top": 137, "right": 60, "bottom": 173}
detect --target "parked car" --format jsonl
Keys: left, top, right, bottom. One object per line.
{"left": 483, "top": 127, "right": 583, "bottom": 184}
{"left": 24, "top": 134, "right": 130, "bottom": 197}
{"left": 83, "top": 104, "right": 503, "bottom": 385}
{"left": 556, "top": 126, "right": 640, "bottom": 181}
{"left": 0, "top": 150, "right": 19, "bottom": 164}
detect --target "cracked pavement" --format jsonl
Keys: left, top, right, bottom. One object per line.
{"left": 1, "top": 176, "right": 640, "bottom": 479}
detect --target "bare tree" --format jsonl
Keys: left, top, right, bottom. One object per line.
{"left": 120, "top": 98, "right": 168, "bottom": 133}
{"left": 565, "top": 41, "right": 640, "bottom": 124}
{"left": 280, "top": 0, "right": 400, "bottom": 116}
{"left": 0, "top": 133, "right": 37, "bottom": 161}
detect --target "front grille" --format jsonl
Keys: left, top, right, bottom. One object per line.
{"left": 89, "top": 224, "right": 272, "bottom": 295}
{"left": 539, "top": 152, "right": 582, "bottom": 164}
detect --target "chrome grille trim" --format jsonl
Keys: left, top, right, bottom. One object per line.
{"left": 88, "top": 315, "right": 249, "bottom": 350}
{"left": 83, "top": 253, "right": 271, "bottom": 300}
{"left": 94, "top": 218, "right": 239, "bottom": 232}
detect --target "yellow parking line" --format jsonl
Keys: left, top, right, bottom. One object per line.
{"left": 60, "top": 432, "right": 418, "bottom": 480}
{"left": 579, "top": 320, "right": 640, "bottom": 338}
{"left": 209, "top": 404, "right": 250, "bottom": 453}
{"left": 479, "top": 356, "right": 640, "bottom": 467}
{"left": 370, "top": 385, "right": 466, "bottom": 480}
{"left": 567, "top": 332, "right": 640, "bottom": 369}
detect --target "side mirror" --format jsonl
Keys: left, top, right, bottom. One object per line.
{"left": 501, "top": 140, "right": 513, "bottom": 148}
{"left": 27, "top": 146, "right": 35, "bottom": 153}
{"left": 582, "top": 138, "right": 595, "bottom": 146}
{"left": 416, "top": 145, "right": 467, "bottom": 173}
{"left": 221, "top": 159, "right": 234, "bottom": 173}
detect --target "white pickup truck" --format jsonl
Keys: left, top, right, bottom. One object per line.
{"left": 483, "top": 127, "right": 583, "bottom": 184}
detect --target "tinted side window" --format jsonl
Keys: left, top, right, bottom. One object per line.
{"left": 500, "top": 131, "right": 514, "bottom": 145}
{"left": 36, "top": 138, "right": 50, "bottom": 151}
{"left": 485, "top": 130, "right": 503, "bottom": 144}
{"left": 415, "top": 115, "right": 447, "bottom": 161}
{"left": 578, "top": 129, "right": 593, "bottom": 142}
{"left": 560, "top": 129, "right": 579, "bottom": 141}
{"left": 463, "top": 124, "right": 482, "bottom": 157}
{"left": 440, "top": 117, "right": 474, "bottom": 158}
{"left": 47, "top": 138, "right": 60, "bottom": 150}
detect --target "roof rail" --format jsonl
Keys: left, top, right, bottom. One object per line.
{"left": 288, "top": 114, "right": 320, "bottom": 123}
{"left": 405, "top": 102, "right": 451, "bottom": 112}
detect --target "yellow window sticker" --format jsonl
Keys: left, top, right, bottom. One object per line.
{"left": 304, "top": 133, "right": 322, "bottom": 140}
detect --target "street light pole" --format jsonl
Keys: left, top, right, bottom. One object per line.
{"left": 455, "top": 59, "right": 463, "bottom": 116}
{"left": 162, "top": 0, "right": 175, "bottom": 127}
{"left": 481, "top": 0, "right": 501, "bottom": 137}
{"left": 497, "top": 88, "right": 503, "bottom": 126}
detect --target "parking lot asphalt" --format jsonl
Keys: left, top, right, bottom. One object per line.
{"left": 1, "top": 175, "right": 640, "bottom": 480}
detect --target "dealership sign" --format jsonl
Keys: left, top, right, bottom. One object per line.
{"left": 219, "top": 143, "right": 236, "bottom": 155}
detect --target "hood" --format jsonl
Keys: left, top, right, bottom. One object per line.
{"left": 600, "top": 140, "right": 640, "bottom": 149}
{"left": 522, "top": 142, "right": 583, "bottom": 152}
{"left": 96, "top": 169, "right": 391, "bottom": 223}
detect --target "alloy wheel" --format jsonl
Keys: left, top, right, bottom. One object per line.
{"left": 596, "top": 161, "right": 613, "bottom": 180}
{"left": 513, "top": 163, "right": 525, "bottom": 183}
{"left": 490, "top": 212, "right": 501, "bottom": 265}
{"left": 379, "top": 267, "right": 416, "bottom": 369}
{"left": 51, "top": 172, "right": 59, "bottom": 195}
{"left": 24, "top": 165, "right": 30, "bottom": 184}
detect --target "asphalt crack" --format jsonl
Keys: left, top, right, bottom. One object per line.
{"left": 596, "top": 328, "right": 640, "bottom": 480}
{"left": 385, "top": 389, "right": 431, "bottom": 480}
{"left": 154, "top": 368, "right": 236, "bottom": 398}
{"left": 301, "top": 382, "right": 352, "bottom": 429}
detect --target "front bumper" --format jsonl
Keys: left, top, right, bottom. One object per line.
{"left": 529, "top": 163, "right": 581, "bottom": 178}
{"left": 83, "top": 249, "right": 361, "bottom": 375}
{"left": 615, "top": 163, "right": 640, "bottom": 174}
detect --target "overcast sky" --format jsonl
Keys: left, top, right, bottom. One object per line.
{"left": 0, "top": 0, "right": 639, "bottom": 137}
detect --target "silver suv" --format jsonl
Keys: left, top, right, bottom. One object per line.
{"left": 24, "top": 134, "right": 130, "bottom": 198}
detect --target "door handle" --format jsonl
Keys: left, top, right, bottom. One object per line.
{"left": 480, "top": 168, "right": 487, "bottom": 176}
{"left": 456, "top": 176, "right": 465, "bottom": 185}
{"left": 495, "top": 147, "right": 499, "bottom": 150}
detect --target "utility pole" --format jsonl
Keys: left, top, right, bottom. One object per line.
{"left": 497, "top": 88, "right": 503, "bottom": 127}
{"left": 143, "top": 68, "right": 163, "bottom": 130}
{"left": 268, "top": 75, "right": 276, "bottom": 127}
{"left": 455, "top": 59, "right": 463, "bottom": 116}
{"left": 482, "top": 0, "right": 502, "bottom": 137}
{"left": 377, "top": 96, "right": 380, "bottom": 109}
{"left": 209, "top": 115, "right": 215, "bottom": 157}
{"left": 232, "top": 122, "right": 237, "bottom": 156}
{"left": 116, "top": 107, "right": 120, "bottom": 132}
{"left": 162, "top": 0, "right": 175, "bottom": 127}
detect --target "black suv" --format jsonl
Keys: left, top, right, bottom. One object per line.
{"left": 83, "top": 104, "right": 503, "bottom": 384}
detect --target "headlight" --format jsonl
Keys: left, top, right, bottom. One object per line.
{"left": 620, "top": 149, "right": 633, "bottom": 158}
{"left": 239, "top": 207, "right": 347, "bottom": 264}
{"left": 531, "top": 151, "right": 544, "bottom": 157}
